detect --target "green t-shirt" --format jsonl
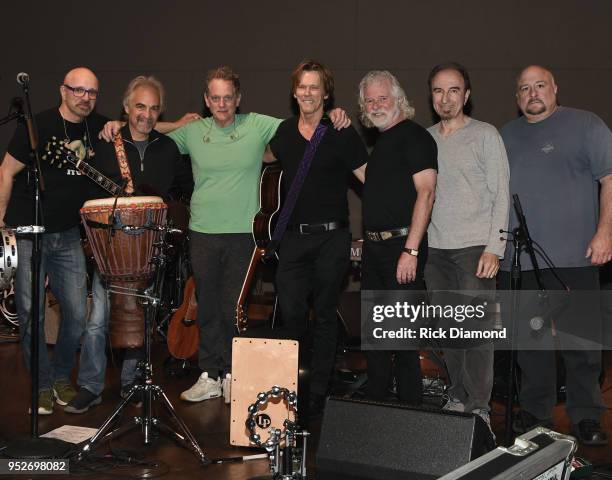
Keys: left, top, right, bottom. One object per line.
{"left": 169, "top": 113, "right": 282, "bottom": 233}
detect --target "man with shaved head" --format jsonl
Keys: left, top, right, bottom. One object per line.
{"left": 500, "top": 65, "right": 612, "bottom": 445}
{"left": 0, "top": 67, "right": 109, "bottom": 414}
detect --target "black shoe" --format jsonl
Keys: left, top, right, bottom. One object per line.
{"left": 121, "top": 384, "right": 143, "bottom": 408}
{"left": 571, "top": 420, "right": 608, "bottom": 446}
{"left": 512, "top": 410, "right": 553, "bottom": 434}
{"left": 64, "top": 387, "right": 102, "bottom": 414}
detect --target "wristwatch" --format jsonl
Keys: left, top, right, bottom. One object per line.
{"left": 402, "top": 248, "right": 419, "bottom": 257}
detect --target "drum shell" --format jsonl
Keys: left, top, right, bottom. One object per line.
{"left": 109, "top": 279, "right": 148, "bottom": 348}
{"left": 80, "top": 199, "right": 167, "bottom": 281}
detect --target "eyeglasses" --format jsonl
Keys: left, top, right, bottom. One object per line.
{"left": 207, "top": 95, "right": 236, "bottom": 104}
{"left": 63, "top": 84, "right": 99, "bottom": 99}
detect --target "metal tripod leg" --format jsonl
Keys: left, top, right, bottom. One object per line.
{"left": 150, "top": 384, "right": 208, "bottom": 463}
{"left": 78, "top": 389, "right": 140, "bottom": 458}
{"left": 78, "top": 380, "right": 209, "bottom": 464}
{"left": 79, "top": 224, "right": 210, "bottom": 465}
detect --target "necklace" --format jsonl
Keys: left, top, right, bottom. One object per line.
{"left": 62, "top": 115, "right": 95, "bottom": 158}
{"left": 202, "top": 117, "right": 239, "bottom": 143}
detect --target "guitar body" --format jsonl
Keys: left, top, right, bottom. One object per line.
{"left": 235, "top": 164, "right": 282, "bottom": 332}
{"left": 252, "top": 164, "right": 283, "bottom": 249}
{"left": 167, "top": 276, "right": 200, "bottom": 360}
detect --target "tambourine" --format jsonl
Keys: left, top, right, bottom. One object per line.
{"left": 245, "top": 385, "right": 298, "bottom": 450}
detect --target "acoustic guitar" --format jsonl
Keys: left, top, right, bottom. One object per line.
{"left": 235, "top": 164, "right": 282, "bottom": 333}
{"left": 166, "top": 276, "right": 199, "bottom": 360}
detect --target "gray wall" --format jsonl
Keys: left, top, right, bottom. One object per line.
{"left": 1, "top": 0, "right": 610, "bottom": 147}
{"left": 2, "top": 0, "right": 610, "bottom": 284}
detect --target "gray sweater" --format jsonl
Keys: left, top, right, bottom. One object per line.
{"left": 427, "top": 117, "right": 510, "bottom": 258}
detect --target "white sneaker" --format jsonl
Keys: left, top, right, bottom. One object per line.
{"left": 222, "top": 373, "right": 231, "bottom": 404}
{"left": 180, "top": 373, "right": 221, "bottom": 402}
{"left": 442, "top": 396, "right": 465, "bottom": 412}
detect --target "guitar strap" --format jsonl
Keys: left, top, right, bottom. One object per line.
{"left": 265, "top": 120, "right": 328, "bottom": 258}
{"left": 113, "top": 132, "right": 135, "bottom": 194}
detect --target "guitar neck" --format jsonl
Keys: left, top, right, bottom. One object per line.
{"left": 235, "top": 247, "right": 265, "bottom": 332}
{"left": 75, "top": 159, "right": 124, "bottom": 196}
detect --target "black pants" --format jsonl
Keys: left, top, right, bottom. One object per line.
{"left": 276, "top": 228, "right": 351, "bottom": 396}
{"left": 190, "top": 231, "right": 253, "bottom": 378}
{"left": 362, "top": 237, "right": 425, "bottom": 405}
{"left": 499, "top": 267, "right": 605, "bottom": 424}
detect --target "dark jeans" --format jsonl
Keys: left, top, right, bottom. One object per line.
{"left": 499, "top": 267, "right": 605, "bottom": 424}
{"left": 15, "top": 227, "right": 88, "bottom": 391}
{"left": 362, "top": 237, "right": 424, "bottom": 405}
{"left": 276, "top": 228, "right": 351, "bottom": 396}
{"left": 425, "top": 246, "right": 495, "bottom": 412}
{"left": 190, "top": 231, "right": 253, "bottom": 379}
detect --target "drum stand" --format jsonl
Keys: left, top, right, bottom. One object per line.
{"left": 78, "top": 225, "right": 209, "bottom": 465}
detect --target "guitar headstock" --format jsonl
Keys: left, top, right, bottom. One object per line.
{"left": 42, "top": 136, "right": 86, "bottom": 168}
{"left": 236, "top": 305, "right": 248, "bottom": 333}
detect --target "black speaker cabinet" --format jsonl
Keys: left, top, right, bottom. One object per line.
{"left": 316, "top": 397, "right": 494, "bottom": 480}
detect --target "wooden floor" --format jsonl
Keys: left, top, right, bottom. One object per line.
{"left": 0, "top": 329, "right": 610, "bottom": 479}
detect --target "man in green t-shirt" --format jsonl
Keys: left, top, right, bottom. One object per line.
{"left": 104, "top": 66, "right": 350, "bottom": 404}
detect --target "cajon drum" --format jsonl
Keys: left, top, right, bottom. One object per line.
{"left": 229, "top": 337, "right": 298, "bottom": 447}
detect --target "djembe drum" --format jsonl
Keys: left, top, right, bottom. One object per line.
{"left": 80, "top": 196, "right": 167, "bottom": 348}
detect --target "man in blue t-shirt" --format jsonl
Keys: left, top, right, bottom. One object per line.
{"left": 500, "top": 65, "right": 612, "bottom": 446}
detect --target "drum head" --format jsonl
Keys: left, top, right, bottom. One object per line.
{"left": 82, "top": 196, "right": 164, "bottom": 209}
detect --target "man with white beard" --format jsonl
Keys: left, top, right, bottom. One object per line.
{"left": 358, "top": 70, "right": 437, "bottom": 404}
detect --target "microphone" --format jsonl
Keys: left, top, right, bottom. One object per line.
{"left": 529, "top": 295, "right": 570, "bottom": 337}
{"left": 16, "top": 72, "right": 30, "bottom": 86}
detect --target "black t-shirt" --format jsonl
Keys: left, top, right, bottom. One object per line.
{"left": 363, "top": 119, "right": 438, "bottom": 231}
{"left": 269, "top": 117, "right": 368, "bottom": 224}
{"left": 5, "top": 108, "right": 109, "bottom": 232}
{"left": 87, "top": 126, "right": 193, "bottom": 201}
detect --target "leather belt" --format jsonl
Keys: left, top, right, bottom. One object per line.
{"left": 365, "top": 227, "right": 409, "bottom": 242}
{"left": 286, "top": 221, "right": 348, "bottom": 234}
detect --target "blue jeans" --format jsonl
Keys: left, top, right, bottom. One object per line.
{"left": 77, "top": 270, "right": 142, "bottom": 395}
{"left": 77, "top": 270, "right": 108, "bottom": 395}
{"left": 16, "top": 227, "right": 88, "bottom": 391}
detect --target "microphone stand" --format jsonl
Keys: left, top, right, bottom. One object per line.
{"left": 502, "top": 194, "right": 547, "bottom": 446}
{"left": 3, "top": 79, "right": 71, "bottom": 458}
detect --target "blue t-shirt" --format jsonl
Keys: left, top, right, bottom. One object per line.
{"left": 500, "top": 107, "right": 612, "bottom": 270}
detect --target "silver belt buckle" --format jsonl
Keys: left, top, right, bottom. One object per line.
{"left": 380, "top": 231, "right": 392, "bottom": 241}
{"left": 299, "top": 223, "right": 308, "bottom": 234}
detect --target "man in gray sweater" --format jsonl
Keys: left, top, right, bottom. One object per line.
{"left": 424, "top": 63, "right": 510, "bottom": 435}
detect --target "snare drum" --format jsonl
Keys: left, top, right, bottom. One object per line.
{"left": 80, "top": 197, "right": 167, "bottom": 348}
{"left": 0, "top": 229, "right": 17, "bottom": 291}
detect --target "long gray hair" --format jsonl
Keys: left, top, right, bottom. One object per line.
{"left": 358, "top": 70, "right": 415, "bottom": 128}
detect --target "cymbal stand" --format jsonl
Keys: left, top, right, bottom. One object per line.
{"left": 78, "top": 224, "right": 209, "bottom": 465}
